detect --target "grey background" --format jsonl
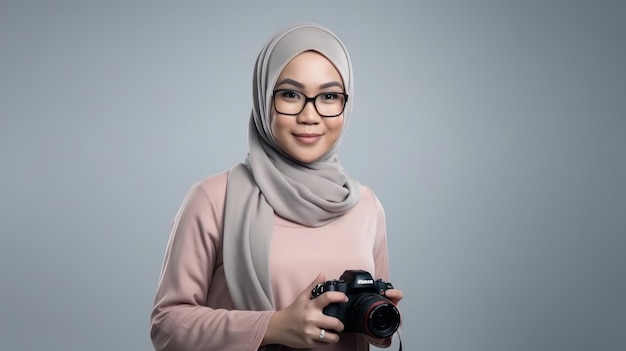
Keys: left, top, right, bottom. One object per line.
{"left": 1, "top": 1, "right": 624, "bottom": 350}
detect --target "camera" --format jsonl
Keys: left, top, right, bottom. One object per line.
{"left": 311, "top": 270, "right": 401, "bottom": 338}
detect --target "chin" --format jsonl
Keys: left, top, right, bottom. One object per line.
{"left": 291, "top": 153, "right": 323, "bottom": 164}
{"left": 293, "top": 157, "right": 318, "bottom": 164}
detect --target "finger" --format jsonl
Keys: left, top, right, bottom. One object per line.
{"left": 319, "top": 314, "right": 345, "bottom": 333}
{"left": 312, "top": 291, "right": 348, "bottom": 308}
{"left": 385, "top": 289, "right": 402, "bottom": 299}
{"left": 300, "top": 272, "right": 327, "bottom": 300}
{"left": 313, "top": 328, "right": 341, "bottom": 344}
{"left": 383, "top": 289, "right": 404, "bottom": 305}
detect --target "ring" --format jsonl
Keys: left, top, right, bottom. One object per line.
{"left": 319, "top": 328, "right": 326, "bottom": 340}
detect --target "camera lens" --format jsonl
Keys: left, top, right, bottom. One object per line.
{"left": 372, "top": 306, "right": 396, "bottom": 330}
{"left": 351, "top": 293, "right": 401, "bottom": 338}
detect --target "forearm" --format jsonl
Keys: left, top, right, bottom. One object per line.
{"left": 151, "top": 305, "right": 273, "bottom": 351}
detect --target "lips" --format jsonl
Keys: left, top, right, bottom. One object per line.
{"left": 293, "top": 133, "right": 322, "bottom": 144}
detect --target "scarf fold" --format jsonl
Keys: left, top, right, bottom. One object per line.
{"left": 223, "top": 23, "right": 360, "bottom": 311}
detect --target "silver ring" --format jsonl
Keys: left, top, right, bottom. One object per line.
{"left": 319, "top": 328, "right": 326, "bottom": 340}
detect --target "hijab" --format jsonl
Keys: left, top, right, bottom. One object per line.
{"left": 223, "top": 23, "right": 361, "bottom": 311}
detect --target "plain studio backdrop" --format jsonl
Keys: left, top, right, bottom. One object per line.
{"left": 1, "top": 1, "right": 624, "bottom": 350}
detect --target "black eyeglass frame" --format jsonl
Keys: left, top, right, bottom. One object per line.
{"left": 271, "top": 89, "right": 349, "bottom": 118}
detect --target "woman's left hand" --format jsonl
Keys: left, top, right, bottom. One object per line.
{"left": 383, "top": 288, "right": 403, "bottom": 306}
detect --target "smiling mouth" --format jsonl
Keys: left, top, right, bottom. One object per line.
{"left": 293, "top": 133, "right": 322, "bottom": 144}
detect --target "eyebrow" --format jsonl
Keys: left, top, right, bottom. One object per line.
{"left": 319, "top": 81, "right": 344, "bottom": 89}
{"left": 275, "top": 78, "right": 344, "bottom": 90}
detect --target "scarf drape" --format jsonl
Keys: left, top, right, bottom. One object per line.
{"left": 223, "top": 23, "right": 360, "bottom": 311}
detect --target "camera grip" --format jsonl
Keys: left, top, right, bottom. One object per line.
{"left": 322, "top": 302, "right": 340, "bottom": 318}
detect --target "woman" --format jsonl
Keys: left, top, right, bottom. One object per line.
{"left": 150, "top": 23, "right": 403, "bottom": 351}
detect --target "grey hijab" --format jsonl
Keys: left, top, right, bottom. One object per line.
{"left": 223, "top": 23, "right": 361, "bottom": 311}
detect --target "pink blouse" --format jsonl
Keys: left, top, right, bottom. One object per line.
{"left": 150, "top": 171, "right": 392, "bottom": 351}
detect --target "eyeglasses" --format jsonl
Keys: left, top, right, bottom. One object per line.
{"left": 272, "top": 89, "right": 348, "bottom": 118}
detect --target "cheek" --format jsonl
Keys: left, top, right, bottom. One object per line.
{"left": 270, "top": 111, "right": 288, "bottom": 137}
{"left": 271, "top": 113, "right": 290, "bottom": 136}
{"left": 327, "top": 116, "right": 344, "bottom": 134}
{"left": 271, "top": 113, "right": 296, "bottom": 151}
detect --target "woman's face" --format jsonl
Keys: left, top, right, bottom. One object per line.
{"left": 271, "top": 51, "right": 345, "bottom": 164}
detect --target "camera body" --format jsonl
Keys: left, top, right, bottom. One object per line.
{"left": 311, "top": 270, "right": 401, "bottom": 338}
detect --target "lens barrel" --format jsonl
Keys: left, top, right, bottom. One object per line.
{"left": 351, "top": 293, "right": 401, "bottom": 338}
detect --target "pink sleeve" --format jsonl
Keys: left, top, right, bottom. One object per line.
{"left": 373, "top": 193, "right": 390, "bottom": 282}
{"left": 150, "top": 181, "right": 273, "bottom": 351}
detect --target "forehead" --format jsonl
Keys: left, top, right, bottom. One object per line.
{"left": 276, "top": 51, "right": 343, "bottom": 86}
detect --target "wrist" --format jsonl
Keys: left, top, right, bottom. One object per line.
{"left": 261, "top": 310, "right": 284, "bottom": 346}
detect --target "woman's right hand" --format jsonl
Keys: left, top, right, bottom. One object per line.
{"left": 261, "top": 273, "right": 348, "bottom": 348}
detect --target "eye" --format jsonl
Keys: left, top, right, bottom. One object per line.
{"left": 318, "top": 92, "right": 343, "bottom": 103}
{"left": 320, "top": 93, "right": 338, "bottom": 100}
{"left": 277, "top": 90, "right": 301, "bottom": 101}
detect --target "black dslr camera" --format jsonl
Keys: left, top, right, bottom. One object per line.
{"left": 311, "top": 270, "right": 401, "bottom": 338}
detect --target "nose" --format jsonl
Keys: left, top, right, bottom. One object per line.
{"left": 296, "top": 100, "right": 321, "bottom": 124}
